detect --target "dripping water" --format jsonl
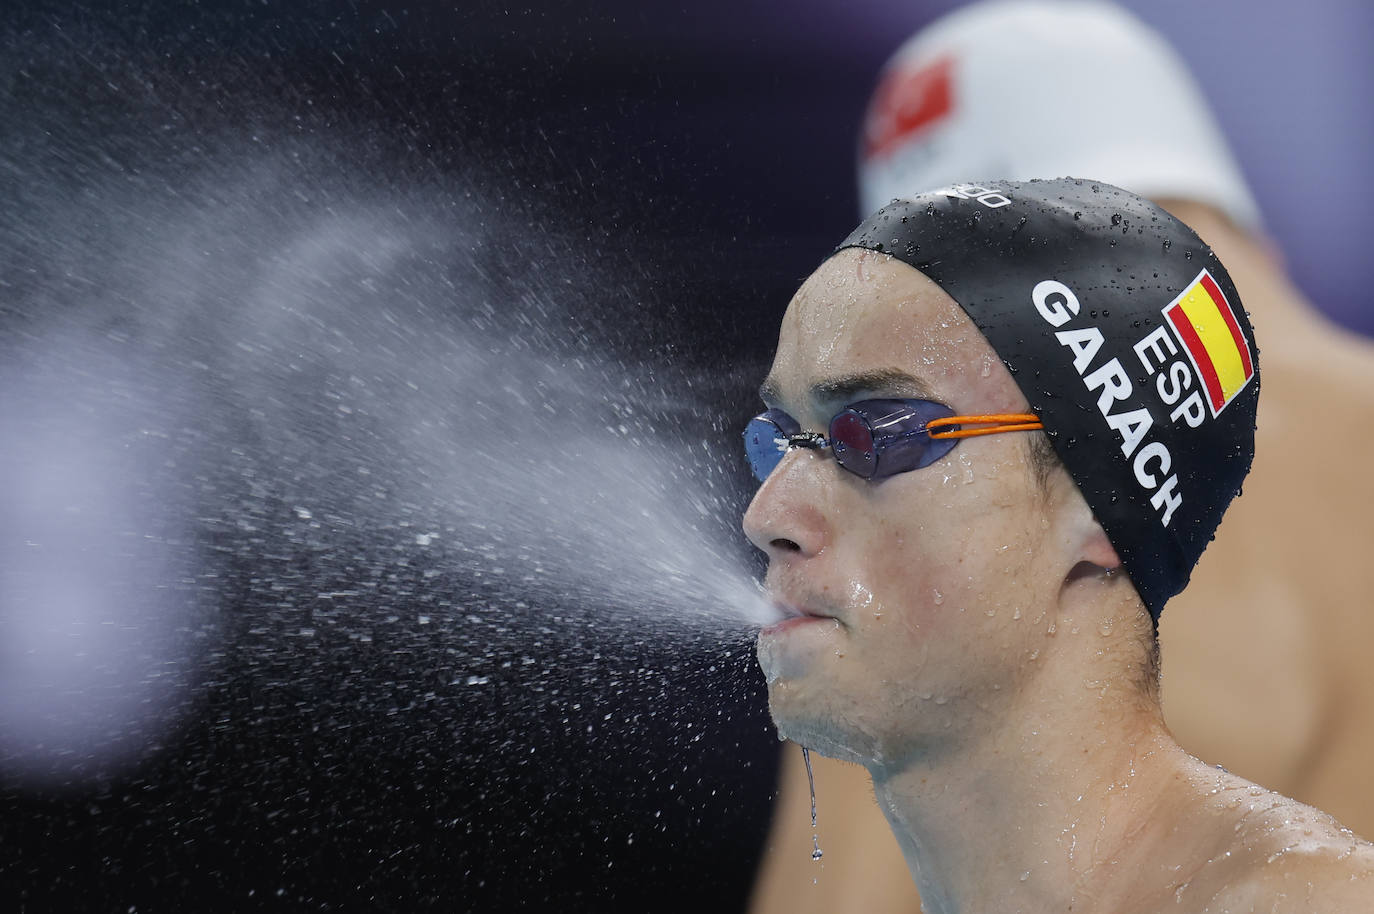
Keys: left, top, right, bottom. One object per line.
{"left": 802, "top": 745, "right": 824, "bottom": 862}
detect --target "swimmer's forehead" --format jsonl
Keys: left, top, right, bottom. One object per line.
{"left": 761, "top": 250, "right": 1008, "bottom": 415}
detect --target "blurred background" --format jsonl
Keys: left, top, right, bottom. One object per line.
{"left": 1, "top": 1, "right": 1369, "bottom": 911}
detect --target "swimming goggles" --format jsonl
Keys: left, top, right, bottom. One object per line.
{"left": 744, "top": 399, "right": 1043, "bottom": 482}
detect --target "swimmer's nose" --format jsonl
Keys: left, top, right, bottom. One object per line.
{"left": 742, "top": 454, "right": 828, "bottom": 560}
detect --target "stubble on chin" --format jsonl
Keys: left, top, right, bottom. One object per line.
{"left": 757, "top": 650, "right": 874, "bottom": 765}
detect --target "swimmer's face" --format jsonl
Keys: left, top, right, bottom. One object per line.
{"left": 744, "top": 250, "right": 1083, "bottom": 768}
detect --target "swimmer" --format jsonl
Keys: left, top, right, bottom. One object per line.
{"left": 752, "top": 4, "right": 1374, "bottom": 911}
{"left": 742, "top": 178, "right": 1374, "bottom": 913}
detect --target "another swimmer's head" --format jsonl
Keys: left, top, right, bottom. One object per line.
{"left": 744, "top": 178, "right": 1256, "bottom": 763}
{"left": 857, "top": 0, "right": 1261, "bottom": 231}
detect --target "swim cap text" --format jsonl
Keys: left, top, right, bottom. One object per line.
{"left": 1033, "top": 280, "right": 1185, "bottom": 526}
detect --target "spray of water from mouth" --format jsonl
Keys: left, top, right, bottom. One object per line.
{"left": 0, "top": 131, "right": 774, "bottom": 784}
{"left": 219, "top": 195, "right": 775, "bottom": 632}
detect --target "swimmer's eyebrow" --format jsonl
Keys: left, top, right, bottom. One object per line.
{"left": 812, "top": 369, "right": 936, "bottom": 406}
{"left": 757, "top": 368, "right": 936, "bottom": 408}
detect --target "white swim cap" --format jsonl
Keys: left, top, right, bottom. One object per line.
{"left": 857, "top": 0, "right": 1262, "bottom": 229}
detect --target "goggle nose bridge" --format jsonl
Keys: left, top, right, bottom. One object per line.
{"left": 784, "top": 431, "right": 828, "bottom": 451}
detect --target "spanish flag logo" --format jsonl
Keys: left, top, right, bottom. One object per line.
{"left": 1163, "top": 269, "right": 1255, "bottom": 418}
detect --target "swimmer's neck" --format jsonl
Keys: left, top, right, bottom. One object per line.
{"left": 865, "top": 672, "right": 1209, "bottom": 913}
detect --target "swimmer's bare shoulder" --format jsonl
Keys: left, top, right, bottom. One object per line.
{"left": 1169, "top": 786, "right": 1374, "bottom": 914}
{"left": 1203, "top": 832, "right": 1374, "bottom": 913}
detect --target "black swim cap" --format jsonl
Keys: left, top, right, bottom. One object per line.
{"left": 836, "top": 178, "right": 1258, "bottom": 620}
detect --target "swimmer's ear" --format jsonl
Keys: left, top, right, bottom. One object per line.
{"left": 1051, "top": 477, "right": 1122, "bottom": 574}
{"left": 1059, "top": 495, "right": 1122, "bottom": 573}
{"left": 1060, "top": 522, "right": 1123, "bottom": 594}
{"left": 1079, "top": 523, "right": 1122, "bottom": 572}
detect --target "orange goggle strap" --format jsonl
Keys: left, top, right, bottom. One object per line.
{"left": 926, "top": 413, "right": 1043, "bottom": 440}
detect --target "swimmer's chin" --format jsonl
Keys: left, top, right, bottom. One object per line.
{"left": 759, "top": 678, "right": 873, "bottom": 766}
{"left": 767, "top": 710, "right": 872, "bottom": 767}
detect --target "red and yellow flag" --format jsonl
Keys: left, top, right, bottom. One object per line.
{"left": 1164, "top": 269, "right": 1255, "bottom": 417}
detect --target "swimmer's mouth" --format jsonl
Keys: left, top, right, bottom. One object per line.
{"left": 767, "top": 598, "right": 838, "bottom": 625}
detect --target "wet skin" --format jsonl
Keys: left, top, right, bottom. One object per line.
{"left": 743, "top": 247, "right": 1109, "bottom": 771}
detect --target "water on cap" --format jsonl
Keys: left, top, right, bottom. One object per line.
{"left": 857, "top": 0, "right": 1262, "bottom": 230}
{"left": 836, "top": 178, "right": 1259, "bottom": 619}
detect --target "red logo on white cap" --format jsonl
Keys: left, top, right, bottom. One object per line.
{"left": 862, "top": 54, "right": 956, "bottom": 162}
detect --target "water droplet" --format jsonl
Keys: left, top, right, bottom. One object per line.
{"left": 801, "top": 746, "right": 824, "bottom": 863}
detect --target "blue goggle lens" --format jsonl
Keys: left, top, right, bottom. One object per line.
{"left": 744, "top": 409, "right": 798, "bottom": 481}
